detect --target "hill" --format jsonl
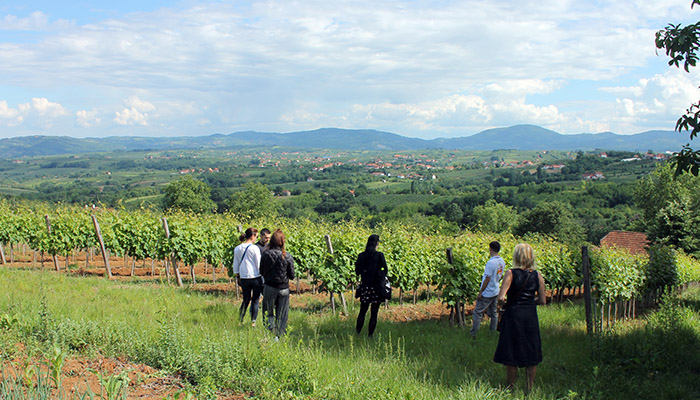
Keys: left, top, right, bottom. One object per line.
{"left": 0, "top": 125, "right": 688, "bottom": 158}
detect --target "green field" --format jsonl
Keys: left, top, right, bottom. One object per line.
{"left": 1, "top": 268, "right": 698, "bottom": 399}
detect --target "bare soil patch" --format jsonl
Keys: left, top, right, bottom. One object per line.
{"left": 1, "top": 347, "right": 245, "bottom": 400}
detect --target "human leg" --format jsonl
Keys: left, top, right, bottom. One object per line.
{"left": 356, "top": 302, "right": 370, "bottom": 334}
{"left": 263, "top": 286, "right": 277, "bottom": 332}
{"left": 367, "top": 302, "right": 380, "bottom": 337}
{"left": 525, "top": 366, "right": 537, "bottom": 394}
{"left": 484, "top": 296, "right": 499, "bottom": 331}
{"left": 249, "top": 277, "right": 263, "bottom": 324}
{"left": 470, "top": 297, "right": 489, "bottom": 337}
{"left": 239, "top": 279, "right": 253, "bottom": 322}
{"left": 505, "top": 365, "right": 518, "bottom": 390}
{"left": 275, "top": 288, "right": 290, "bottom": 337}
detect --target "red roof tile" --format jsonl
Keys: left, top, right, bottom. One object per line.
{"left": 600, "top": 231, "right": 649, "bottom": 255}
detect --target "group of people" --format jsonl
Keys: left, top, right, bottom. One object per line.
{"left": 231, "top": 227, "right": 295, "bottom": 339}
{"left": 233, "top": 230, "right": 545, "bottom": 392}
{"left": 471, "top": 241, "right": 547, "bottom": 393}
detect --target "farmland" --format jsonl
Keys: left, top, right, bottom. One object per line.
{"left": 1, "top": 266, "right": 699, "bottom": 399}
{"left": 0, "top": 198, "right": 699, "bottom": 398}
{"left": 1, "top": 146, "right": 698, "bottom": 398}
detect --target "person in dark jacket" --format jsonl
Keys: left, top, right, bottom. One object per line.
{"left": 260, "top": 229, "right": 295, "bottom": 338}
{"left": 256, "top": 228, "right": 271, "bottom": 254}
{"left": 355, "top": 234, "right": 388, "bottom": 338}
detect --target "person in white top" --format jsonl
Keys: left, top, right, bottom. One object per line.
{"left": 232, "top": 227, "right": 263, "bottom": 326}
{"left": 470, "top": 240, "right": 505, "bottom": 338}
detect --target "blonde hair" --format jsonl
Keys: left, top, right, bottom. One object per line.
{"left": 513, "top": 243, "right": 535, "bottom": 270}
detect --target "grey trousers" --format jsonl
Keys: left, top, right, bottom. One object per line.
{"left": 263, "top": 285, "right": 290, "bottom": 337}
{"left": 470, "top": 295, "right": 498, "bottom": 337}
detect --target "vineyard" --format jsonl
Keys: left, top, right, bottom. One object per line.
{"left": 1, "top": 199, "right": 699, "bottom": 320}
{"left": 2, "top": 199, "right": 700, "bottom": 399}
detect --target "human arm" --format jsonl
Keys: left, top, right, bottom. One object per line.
{"left": 232, "top": 245, "right": 241, "bottom": 275}
{"left": 259, "top": 251, "right": 270, "bottom": 278}
{"left": 286, "top": 254, "right": 295, "bottom": 280}
{"left": 536, "top": 271, "right": 547, "bottom": 305}
{"left": 497, "top": 269, "right": 513, "bottom": 304}
{"left": 355, "top": 253, "right": 363, "bottom": 276}
{"left": 378, "top": 252, "right": 388, "bottom": 276}
{"left": 477, "top": 276, "right": 491, "bottom": 300}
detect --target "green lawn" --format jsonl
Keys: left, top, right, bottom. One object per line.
{"left": 1, "top": 269, "right": 698, "bottom": 399}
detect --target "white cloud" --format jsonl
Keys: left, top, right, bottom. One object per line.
{"left": 603, "top": 70, "right": 700, "bottom": 118}
{"left": 76, "top": 110, "right": 100, "bottom": 127}
{"left": 0, "top": 100, "right": 23, "bottom": 126}
{"left": 0, "top": 11, "right": 50, "bottom": 30}
{"left": 114, "top": 96, "right": 155, "bottom": 126}
{"left": 30, "top": 97, "right": 67, "bottom": 117}
{"left": 1, "top": 1, "right": 698, "bottom": 137}
{"left": 0, "top": 98, "right": 68, "bottom": 128}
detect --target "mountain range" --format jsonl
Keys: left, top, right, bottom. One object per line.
{"left": 0, "top": 125, "right": 691, "bottom": 158}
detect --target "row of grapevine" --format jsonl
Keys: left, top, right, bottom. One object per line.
{"left": 1, "top": 200, "right": 699, "bottom": 313}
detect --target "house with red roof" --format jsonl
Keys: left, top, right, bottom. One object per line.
{"left": 599, "top": 231, "right": 649, "bottom": 255}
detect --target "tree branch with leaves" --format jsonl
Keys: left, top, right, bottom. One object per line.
{"left": 656, "top": 0, "right": 700, "bottom": 175}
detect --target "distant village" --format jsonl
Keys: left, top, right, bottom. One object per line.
{"left": 159, "top": 148, "right": 672, "bottom": 183}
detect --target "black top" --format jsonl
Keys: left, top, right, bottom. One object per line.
{"left": 355, "top": 251, "right": 388, "bottom": 286}
{"left": 260, "top": 249, "right": 295, "bottom": 289}
{"left": 506, "top": 268, "right": 540, "bottom": 307}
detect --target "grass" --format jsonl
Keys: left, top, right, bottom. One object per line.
{"left": 1, "top": 268, "right": 699, "bottom": 399}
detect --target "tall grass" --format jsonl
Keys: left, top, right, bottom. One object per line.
{"left": 1, "top": 268, "right": 699, "bottom": 399}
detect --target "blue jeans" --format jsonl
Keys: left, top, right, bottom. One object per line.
{"left": 239, "top": 277, "right": 263, "bottom": 323}
{"left": 471, "top": 295, "right": 498, "bottom": 337}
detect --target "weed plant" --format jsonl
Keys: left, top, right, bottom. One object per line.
{"left": 1, "top": 268, "right": 699, "bottom": 399}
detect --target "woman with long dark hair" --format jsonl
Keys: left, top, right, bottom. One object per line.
{"left": 354, "top": 234, "right": 388, "bottom": 338}
{"left": 260, "top": 229, "right": 295, "bottom": 338}
{"left": 232, "top": 227, "right": 263, "bottom": 327}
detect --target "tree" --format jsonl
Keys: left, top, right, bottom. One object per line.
{"left": 656, "top": 0, "right": 700, "bottom": 175}
{"left": 472, "top": 199, "right": 519, "bottom": 234}
{"left": 635, "top": 163, "right": 700, "bottom": 256}
{"left": 444, "top": 203, "right": 464, "bottom": 224}
{"left": 228, "top": 181, "right": 279, "bottom": 220}
{"left": 515, "top": 201, "right": 585, "bottom": 245}
{"left": 162, "top": 175, "right": 216, "bottom": 213}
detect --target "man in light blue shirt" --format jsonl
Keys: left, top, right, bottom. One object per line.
{"left": 470, "top": 241, "right": 505, "bottom": 338}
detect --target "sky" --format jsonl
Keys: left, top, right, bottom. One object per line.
{"left": 1, "top": 0, "right": 700, "bottom": 140}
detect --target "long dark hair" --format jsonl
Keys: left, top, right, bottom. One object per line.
{"left": 365, "top": 234, "right": 380, "bottom": 253}
{"left": 239, "top": 227, "right": 258, "bottom": 242}
{"left": 268, "top": 229, "right": 287, "bottom": 256}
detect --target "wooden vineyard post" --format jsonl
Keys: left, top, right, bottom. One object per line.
{"left": 45, "top": 215, "right": 60, "bottom": 271}
{"left": 324, "top": 234, "right": 348, "bottom": 316}
{"left": 582, "top": 246, "right": 593, "bottom": 336}
{"left": 92, "top": 215, "right": 112, "bottom": 279}
{"left": 164, "top": 259, "right": 171, "bottom": 284}
{"left": 161, "top": 218, "right": 184, "bottom": 287}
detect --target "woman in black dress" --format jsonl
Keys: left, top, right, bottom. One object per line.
{"left": 355, "top": 234, "right": 388, "bottom": 338}
{"left": 493, "top": 243, "right": 546, "bottom": 394}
